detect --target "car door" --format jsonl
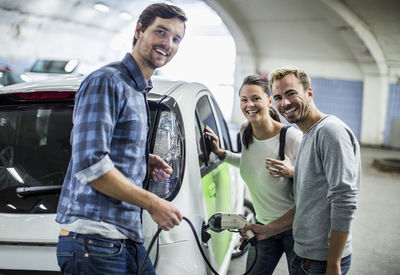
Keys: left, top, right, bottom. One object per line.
{"left": 194, "top": 93, "right": 234, "bottom": 270}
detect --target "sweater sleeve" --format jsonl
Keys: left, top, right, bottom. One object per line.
{"left": 319, "top": 120, "right": 361, "bottom": 232}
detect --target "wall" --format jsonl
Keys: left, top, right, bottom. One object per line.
{"left": 384, "top": 83, "right": 400, "bottom": 147}
{"left": 312, "top": 77, "right": 363, "bottom": 140}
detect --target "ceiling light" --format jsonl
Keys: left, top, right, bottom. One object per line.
{"left": 7, "top": 168, "right": 24, "bottom": 184}
{"left": 7, "top": 204, "right": 17, "bottom": 210}
{"left": 94, "top": 3, "right": 109, "bottom": 13}
{"left": 119, "top": 12, "right": 132, "bottom": 21}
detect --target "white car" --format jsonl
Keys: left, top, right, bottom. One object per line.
{"left": 0, "top": 76, "right": 253, "bottom": 274}
{"left": 24, "top": 59, "right": 88, "bottom": 81}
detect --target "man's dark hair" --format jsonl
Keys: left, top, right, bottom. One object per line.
{"left": 132, "top": 3, "right": 187, "bottom": 47}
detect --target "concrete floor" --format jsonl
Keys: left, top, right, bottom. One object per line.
{"left": 228, "top": 146, "right": 400, "bottom": 275}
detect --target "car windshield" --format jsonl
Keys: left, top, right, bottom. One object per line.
{"left": 30, "top": 60, "right": 77, "bottom": 74}
{"left": 0, "top": 70, "right": 25, "bottom": 86}
{"left": 0, "top": 102, "right": 159, "bottom": 214}
{"left": 0, "top": 105, "right": 73, "bottom": 213}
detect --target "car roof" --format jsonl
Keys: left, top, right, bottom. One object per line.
{"left": 0, "top": 75, "right": 188, "bottom": 97}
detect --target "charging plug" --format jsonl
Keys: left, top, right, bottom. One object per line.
{"left": 201, "top": 221, "right": 211, "bottom": 243}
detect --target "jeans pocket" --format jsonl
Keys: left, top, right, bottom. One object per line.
{"left": 85, "top": 236, "right": 124, "bottom": 258}
{"left": 300, "top": 262, "right": 309, "bottom": 274}
{"left": 83, "top": 237, "right": 128, "bottom": 274}
{"left": 57, "top": 251, "right": 74, "bottom": 275}
{"left": 291, "top": 255, "right": 308, "bottom": 275}
{"left": 306, "top": 260, "right": 326, "bottom": 274}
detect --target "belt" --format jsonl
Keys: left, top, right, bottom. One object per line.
{"left": 58, "top": 229, "right": 136, "bottom": 245}
{"left": 303, "top": 258, "right": 326, "bottom": 271}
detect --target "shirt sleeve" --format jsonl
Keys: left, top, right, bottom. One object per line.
{"left": 287, "top": 127, "right": 303, "bottom": 165}
{"left": 319, "top": 121, "right": 361, "bottom": 232}
{"left": 224, "top": 150, "right": 241, "bottom": 167}
{"left": 224, "top": 124, "right": 246, "bottom": 167}
{"left": 71, "top": 76, "right": 119, "bottom": 184}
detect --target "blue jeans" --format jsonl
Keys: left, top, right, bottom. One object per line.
{"left": 291, "top": 253, "right": 352, "bottom": 275}
{"left": 57, "top": 232, "right": 156, "bottom": 275}
{"left": 246, "top": 229, "right": 294, "bottom": 275}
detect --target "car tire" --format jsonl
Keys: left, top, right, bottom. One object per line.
{"left": 231, "top": 199, "right": 255, "bottom": 258}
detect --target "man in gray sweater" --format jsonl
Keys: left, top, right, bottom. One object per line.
{"left": 242, "top": 66, "right": 360, "bottom": 275}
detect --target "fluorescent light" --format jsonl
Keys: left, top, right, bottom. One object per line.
{"left": 119, "top": 12, "right": 132, "bottom": 21}
{"left": 7, "top": 168, "right": 24, "bottom": 184}
{"left": 94, "top": 3, "right": 109, "bottom": 13}
{"left": 7, "top": 204, "right": 17, "bottom": 210}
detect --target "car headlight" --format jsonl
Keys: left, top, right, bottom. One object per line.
{"left": 148, "top": 110, "right": 184, "bottom": 201}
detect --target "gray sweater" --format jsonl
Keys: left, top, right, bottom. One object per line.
{"left": 293, "top": 115, "right": 361, "bottom": 260}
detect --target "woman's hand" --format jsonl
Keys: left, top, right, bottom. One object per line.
{"left": 265, "top": 155, "right": 294, "bottom": 178}
{"left": 203, "top": 125, "right": 226, "bottom": 159}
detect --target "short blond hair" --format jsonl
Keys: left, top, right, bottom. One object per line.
{"left": 269, "top": 66, "right": 311, "bottom": 92}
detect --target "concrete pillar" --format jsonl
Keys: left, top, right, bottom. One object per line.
{"left": 230, "top": 54, "right": 257, "bottom": 125}
{"left": 360, "top": 75, "right": 389, "bottom": 145}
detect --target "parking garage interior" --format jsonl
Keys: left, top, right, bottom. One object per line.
{"left": 1, "top": 0, "right": 399, "bottom": 274}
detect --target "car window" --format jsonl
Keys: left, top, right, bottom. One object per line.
{"left": 0, "top": 105, "right": 73, "bottom": 214}
{"left": 147, "top": 108, "right": 184, "bottom": 201}
{"left": 195, "top": 95, "right": 220, "bottom": 169}
{"left": 30, "top": 60, "right": 77, "bottom": 74}
{"left": 194, "top": 113, "right": 206, "bottom": 170}
{"left": 210, "top": 97, "right": 232, "bottom": 152}
{"left": 0, "top": 70, "right": 25, "bottom": 86}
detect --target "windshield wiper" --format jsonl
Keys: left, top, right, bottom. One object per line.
{"left": 16, "top": 185, "right": 62, "bottom": 198}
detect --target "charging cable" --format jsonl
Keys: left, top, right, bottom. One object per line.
{"left": 137, "top": 216, "right": 258, "bottom": 275}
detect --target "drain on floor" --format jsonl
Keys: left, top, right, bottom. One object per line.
{"left": 372, "top": 158, "right": 400, "bottom": 172}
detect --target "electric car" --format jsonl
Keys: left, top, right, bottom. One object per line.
{"left": 24, "top": 59, "right": 85, "bottom": 81}
{"left": 0, "top": 76, "right": 252, "bottom": 274}
{"left": 0, "top": 65, "right": 26, "bottom": 87}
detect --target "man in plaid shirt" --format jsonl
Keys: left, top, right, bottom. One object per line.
{"left": 55, "top": 3, "right": 187, "bottom": 274}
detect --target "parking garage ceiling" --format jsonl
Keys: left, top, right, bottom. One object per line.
{"left": 1, "top": 0, "right": 399, "bottom": 80}
{"left": 0, "top": 0, "right": 203, "bottom": 67}
{"left": 205, "top": 0, "right": 400, "bottom": 79}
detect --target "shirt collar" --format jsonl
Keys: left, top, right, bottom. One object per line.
{"left": 122, "top": 53, "right": 153, "bottom": 94}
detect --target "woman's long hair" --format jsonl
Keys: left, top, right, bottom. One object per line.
{"left": 240, "top": 75, "right": 281, "bottom": 149}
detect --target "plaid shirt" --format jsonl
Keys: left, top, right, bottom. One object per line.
{"left": 56, "top": 53, "right": 152, "bottom": 242}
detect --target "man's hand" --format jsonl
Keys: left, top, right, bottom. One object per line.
{"left": 325, "top": 229, "right": 349, "bottom": 275}
{"left": 240, "top": 210, "right": 295, "bottom": 241}
{"left": 147, "top": 194, "right": 182, "bottom": 231}
{"left": 89, "top": 167, "right": 182, "bottom": 231}
{"left": 149, "top": 154, "right": 173, "bottom": 181}
{"left": 240, "top": 224, "right": 271, "bottom": 241}
{"left": 325, "top": 264, "right": 341, "bottom": 275}
{"left": 265, "top": 155, "right": 294, "bottom": 178}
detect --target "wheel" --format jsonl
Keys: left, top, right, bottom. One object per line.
{"left": 231, "top": 199, "right": 255, "bottom": 258}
